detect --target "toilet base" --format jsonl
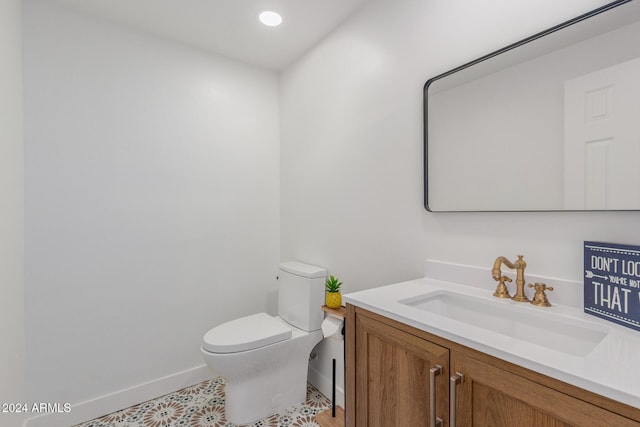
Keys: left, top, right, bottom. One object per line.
{"left": 225, "top": 360, "right": 309, "bottom": 424}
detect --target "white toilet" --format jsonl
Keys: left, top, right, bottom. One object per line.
{"left": 201, "top": 261, "right": 326, "bottom": 425}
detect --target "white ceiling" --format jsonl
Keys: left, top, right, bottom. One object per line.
{"left": 45, "top": 0, "right": 371, "bottom": 70}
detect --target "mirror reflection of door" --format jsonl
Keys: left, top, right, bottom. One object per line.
{"left": 564, "top": 57, "right": 640, "bottom": 209}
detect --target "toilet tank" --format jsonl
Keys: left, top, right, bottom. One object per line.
{"left": 278, "top": 261, "right": 327, "bottom": 331}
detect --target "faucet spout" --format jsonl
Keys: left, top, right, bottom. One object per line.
{"left": 492, "top": 255, "right": 529, "bottom": 302}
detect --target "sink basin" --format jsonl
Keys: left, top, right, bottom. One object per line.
{"left": 400, "top": 291, "right": 608, "bottom": 357}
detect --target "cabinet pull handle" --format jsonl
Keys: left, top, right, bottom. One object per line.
{"left": 429, "top": 364, "right": 443, "bottom": 427}
{"left": 450, "top": 372, "right": 464, "bottom": 427}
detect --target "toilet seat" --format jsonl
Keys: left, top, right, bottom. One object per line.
{"left": 202, "top": 313, "right": 292, "bottom": 354}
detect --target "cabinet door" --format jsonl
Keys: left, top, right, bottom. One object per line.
{"left": 352, "top": 312, "right": 449, "bottom": 427}
{"left": 451, "top": 351, "right": 640, "bottom": 427}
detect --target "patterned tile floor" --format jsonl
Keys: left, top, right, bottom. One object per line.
{"left": 74, "top": 377, "right": 332, "bottom": 427}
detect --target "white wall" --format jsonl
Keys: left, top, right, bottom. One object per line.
{"left": 281, "top": 0, "right": 640, "bottom": 400}
{"left": 0, "top": 0, "right": 26, "bottom": 425}
{"left": 23, "top": 0, "right": 280, "bottom": 413}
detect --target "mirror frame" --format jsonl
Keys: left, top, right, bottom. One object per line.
{"left": 423, "top": 0, "right": 633, "bottom": 212}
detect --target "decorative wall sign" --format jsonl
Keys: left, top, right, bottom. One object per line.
{"left": 584, "top": 241, "right": 640, "bottom": 332}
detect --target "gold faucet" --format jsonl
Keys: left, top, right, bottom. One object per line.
{"left": 492, "top": 255, "right": 529, "bottom": 302}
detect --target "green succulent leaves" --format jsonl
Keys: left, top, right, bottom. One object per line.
{"left": 325, "top": 275, "right": 342, "bottom": 293}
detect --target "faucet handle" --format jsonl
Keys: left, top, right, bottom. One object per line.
{"left": 493, "top": 275, "right": 512, "bottom": 299}
{"left": 528, "top": 282, "right": 554, "bottom": 307}
{"left": 528, "top": 282, "right": 553, "bottom": 292}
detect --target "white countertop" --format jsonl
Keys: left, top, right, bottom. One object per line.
{"left": 344, "top": 261, "right": 640, "bottom": 410}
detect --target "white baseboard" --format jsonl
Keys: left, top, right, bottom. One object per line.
{"left": 24, "top": 365, "right": 213, "bottom": 427}
{"left": 308, "top": 365, "right": 344, "bottom": 409}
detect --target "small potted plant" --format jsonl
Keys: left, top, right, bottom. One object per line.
{"left": 325, "top": 275, "right": 343, "bottom": 309}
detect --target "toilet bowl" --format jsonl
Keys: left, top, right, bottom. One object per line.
{"left": 201, "top": 314, "right": 322, "bottom": 424}
{"left": 201, "top": 261, "right": 326, "bottom": 425}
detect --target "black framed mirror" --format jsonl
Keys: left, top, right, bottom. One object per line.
{"left": 424, "top": 0, "right": 640, "bottom": 212}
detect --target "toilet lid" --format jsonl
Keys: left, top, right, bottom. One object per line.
{"left": 202, "top": 313, "right": 292, "bottom": 353}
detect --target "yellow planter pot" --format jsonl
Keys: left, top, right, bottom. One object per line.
{"left": 325, "top": 291, "right": 342, "bottom": 309}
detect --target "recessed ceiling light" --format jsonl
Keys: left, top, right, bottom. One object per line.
{"left": 259, "top": 11, "right": 283, "bottom": 27}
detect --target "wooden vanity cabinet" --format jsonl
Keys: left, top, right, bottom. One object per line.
{"left": 346, "top": 305, "right": 640, "bottom": 427}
